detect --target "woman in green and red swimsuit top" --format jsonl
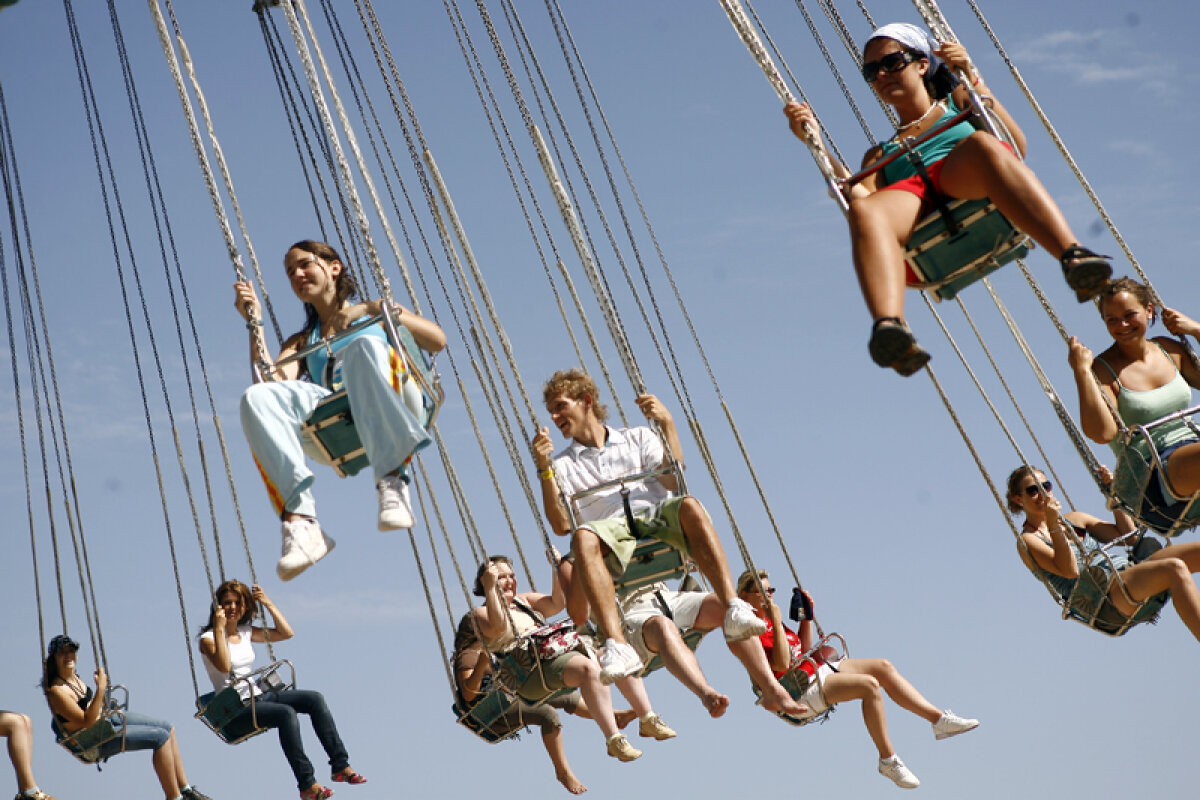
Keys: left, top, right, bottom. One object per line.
{"left": 781, "top": 22, "right": 1112, "bottom": 376}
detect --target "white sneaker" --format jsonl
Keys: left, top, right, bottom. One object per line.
{"left": 878, "top": 755, "right": 920, "bottom": 789}
{"left": 723, "top": 598, "right": 768, "bottom": 643}
{"left": 276, "top": 517, "right": 335, "bottom": 581}
{"left": 932, "top": 709, "right": 979, "bottom": 740}
{"left": 377, "top": 474, "right": 414, "bottom": 531}
{"left": 597, "top": 640, "right": 643, "bottom": 685}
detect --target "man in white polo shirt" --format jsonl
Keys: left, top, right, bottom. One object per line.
{"left": 531, "top": 368, "right": 766, "bottom": 684}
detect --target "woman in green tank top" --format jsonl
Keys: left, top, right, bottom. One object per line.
{"left": 1068, "top": 277, "right": 1200, "bottom": 507}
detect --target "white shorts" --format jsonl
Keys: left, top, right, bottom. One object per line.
{"left": 620, "top": 587, "right": 708, "bottom": 665}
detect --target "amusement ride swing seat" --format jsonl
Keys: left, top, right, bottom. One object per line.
{"left": 754, "top": 632, "right": 848, "bottom": 728}
{"left": 53, "top": 685, "right": 129, "bottom": 765}
{"left": 452, "top": 678, "right": 523, "bottom": 744}
{"left": 843, "top": 104, "right": 1032, "bottom": 303}
{"left": 753, "top": 633, "right": 849, "bottom": 729}
{"left": 559, "top": 459, "right": 705, "bottom": 676}
{"left": 1110, "top": 404, "right": 1200, "bottom": 537}
{"left": 194, "top": 660, "right": 296, "bottom": 745}
{"left": 1018, "top": 533, "right": 1167, "bottom": 637}
{"left": 265, "top": 306, "right": 443, "bottom": 478}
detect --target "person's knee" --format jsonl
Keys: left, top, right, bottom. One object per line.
{"left": 641, "top": 618, "right": 671, "bottom": 652}
{"left": 572, "top": 528, "right": 602, "bottom": 559}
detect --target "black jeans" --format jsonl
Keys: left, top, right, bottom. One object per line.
{"left": 225, "top": 689, "right": 350, "bottom": 789}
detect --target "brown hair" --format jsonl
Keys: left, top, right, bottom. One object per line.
{"left": 473, "top": 555, "right": 513, "bottom": 597}
{"left": 199, "top": 579, "right": 259, "bottom": 634}
{"left": 542, "top": 368, "right": 608, "bottom": 423}
{"left": 1005, "top": 466, "right": 1042, "bottom": 514}
{"left": 1097, "top": 276, "right": 1155, "bottom": 325}
{"left": 286, "top": 240, "right": 362, "bottom": 338}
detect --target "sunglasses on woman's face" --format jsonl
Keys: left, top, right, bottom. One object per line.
{"left": 1023, "top": 481, "right": 1053, "bottom": 498}
{"left": 862, "top": 50, "right": 920, "bottom": 83}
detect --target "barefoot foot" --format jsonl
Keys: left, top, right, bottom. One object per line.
{"left": 556, "top": 770, "right": 588, "bottom": 794}
{"left": 760, "top": 684, "right": 809, "bottom": 718}
{"left": 702, "top": 690, "right": 730, "bottom": 719}
{"left": 614, "top": 708, "right": 638, "bottom": 729}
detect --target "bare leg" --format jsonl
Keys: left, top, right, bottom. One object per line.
{"left": 150, "top": 729, "right": 190, "bottom": 799}
{"left": 939, "top": 133, "right": 1080, "bottom": 259}
{"left": 561, "top": 656, "right": 618, "bottom": 738}
{"left": 691, "top": 595, "right": 808, "bottom": 717}
{"left": 1166, "top": 444, "right": 1200, "bottom": 497}
{"left": 846, "top": 190, "right": 925, "bottom": 320}
{"left": 571, "top": 529, "right": 626, "bottom": 644}
{"left": 569, "top": 698, "right": 637, "bottom": 729}
{"left": 560, "top": 558, "right": 592, "bottom": 628}
{"left": 1116, "top": 550, "right": 1200, "bottom": 641}
{"left": 541, "top": 728, "right": 587, "bottom": 795}
{"left": 611, "top": 675, "right": 654, "bottom": 718}
{"left": 837, "top": 659, "right": 940, "bottom": 723}
{"left": 822, "top": 672, "right": 895, "bottom": 759}
{"left": 0, "top": 712, "right": 37, "bottom": 792}
{"left": 641, "top": 618, "right": 727, "bottom": 717}
{"left": 677, "top": 499, "right": 737, "bottom": 605}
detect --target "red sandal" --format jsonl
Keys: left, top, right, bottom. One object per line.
{"left": 300, "top": 785, "right": 334, "bottom": 800}
{"left": 332, "top": 768, "right": 367, "bottom": 785}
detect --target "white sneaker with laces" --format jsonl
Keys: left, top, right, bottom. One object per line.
{"left": 377, "top": 474, "right": 414, "bottom": 531}
{"left": 883, "top": 758, "right": 916, "bottom": 786}
{"left": 878, "top": 755, "right": 920, "bottom": 789}
{"left": 597, "top": 640, "right": 643, "bottom": 685}
{"left": 723, "top": 598, "right": 768, "bottom": 642}
{"left": 932, "top": 709, "right": 979, "bottom": 740}
{"left": 276, "top": 517, "right": 335, "bottom": 581}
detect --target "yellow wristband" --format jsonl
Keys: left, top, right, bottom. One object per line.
{"left": 539, "top": 467, "right": 555, "bottom": 481}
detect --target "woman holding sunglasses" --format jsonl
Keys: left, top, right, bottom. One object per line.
{"left": 199, "top": 580, "right": 364, "bottom": 800}
{"left": 736, "top": 569, "right": 978, "bottom": 789}
{"left": 1009, "top": 465, "right": 1200, "bottom": 642}
{"left": 783, "top": 22, "right": 1111, "bottom": 375}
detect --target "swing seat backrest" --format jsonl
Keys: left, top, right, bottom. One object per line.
{"left": 283, "top": 309, "right": 441, "bottom": 479}
{"left": 55, "top": 684, "right": 129, "bottom": 764}
{"left": 195, "top": 660, "right": 295, "bottom": 745}
{"left": 612, "top": 538, "right": 688, "bottom": 596}
{"left": 904, "top": 198, "right": 1030, "bottom": 302}
{"left": 453, "top": 690, "right": 520, "bottom": 744}
{"left": 1111, "top": 408, "right": 1200, "bottom": 537}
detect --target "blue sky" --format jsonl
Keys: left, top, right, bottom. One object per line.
{"left": 1, "top": 1, "right": 1197, "bottom": 799}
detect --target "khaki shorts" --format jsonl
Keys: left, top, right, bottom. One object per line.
{"left": 622, "top": 587, "right": 708, "bottom": 664}
{"left": 575, "top": 496, "right": 699, "bottom": 578}
{"left": 515, "top": 650, "right": 580, "bottom": 704}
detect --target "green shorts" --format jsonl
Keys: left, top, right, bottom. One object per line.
{"left": 515, "top": 650, "right": 578, "bottom": 703}
{"left": 573, "top": 495, "right": 697, "bottom": 578}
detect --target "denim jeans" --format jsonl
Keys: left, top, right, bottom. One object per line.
{"left": 95, "top": 711, "right": 172, "bottom": 759}
{"left": 224, "top": 689, "right": 349, "bottom": 789}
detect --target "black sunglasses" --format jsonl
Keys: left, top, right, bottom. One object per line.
{"left": 862, "top": 50, "right": 921, "bottom": 83}
{"left": 1023, "top": 480, "right": 1053, "bottom": 498}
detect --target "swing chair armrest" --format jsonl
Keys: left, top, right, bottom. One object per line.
{"left": 231, "top": 659, "right": 297, "bottom": 699}
{"left": 801, "top": 632, "right": 847, "bottom": 665}
{"left": 105, "top": 684, "right": 130, "bottom": 712}
{"left": 563, "top": 464, "right": 678, "bottom": 505}
{"left": 1121, "top": 404, "right": 1200, "bottom": 473}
